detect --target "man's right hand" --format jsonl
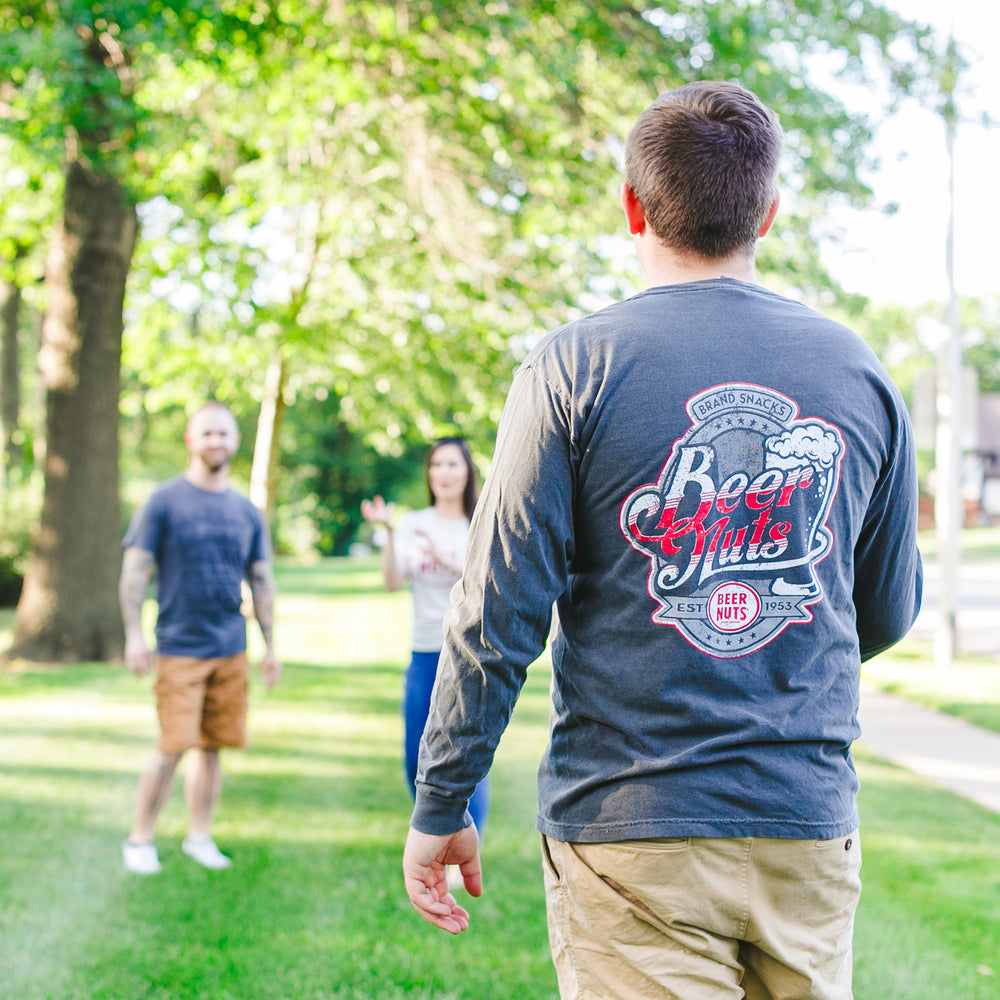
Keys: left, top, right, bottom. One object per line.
{"left": 124, "top": 632, "right": 153, "bottom": 677}
{"left": 403, "top": 824, "right": 482, "bottom": 934}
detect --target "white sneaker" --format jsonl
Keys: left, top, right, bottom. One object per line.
{"left": 122, "top": 840, "right": 161, "bottom": 875}
{"left": 181, "top": 835, "right": 232, "bottom": 870}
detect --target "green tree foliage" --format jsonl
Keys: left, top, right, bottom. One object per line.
{"left": 0, "top": 136, "right": 58, "bottom": 481}
{"left": 962, "top": 297, "right": 1000, "bottom": 394}
{"left": 116, "top": 1, "right": 937, "bottom": 532}
{"left": 847, "top": 295, "right": 1000, "bottom": 405}
{"left": 1, "top": 0, "right": 265, "bottom": 657}
{"left": 277, "top": 391, "right": 428, "bottom": 555}
{"left": 4, "top": 1, "right": 940, "bottom": 565}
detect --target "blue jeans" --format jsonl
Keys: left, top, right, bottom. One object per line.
{"left": 404, "top": 649, "right": 489, "bottom": 833}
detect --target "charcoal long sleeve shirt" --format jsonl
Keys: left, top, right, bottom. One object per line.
{"left": 412, "top": 279, "right": 923, "bottom": 842}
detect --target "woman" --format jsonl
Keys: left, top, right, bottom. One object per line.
{"left": 361, "top": 437, "right": 489, "bottom": 832}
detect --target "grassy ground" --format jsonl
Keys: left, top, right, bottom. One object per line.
{"left": 915, "top": 524, "right": 1000, "bottom": 562}
{"left": 862, "top": 654, "right": 1000, "bottom": 733}
{"left": 0, "top": 555, "right": 997, "bottom": 999}
{"left": 862, "top": 526, "right": 1000, "bottom": 735}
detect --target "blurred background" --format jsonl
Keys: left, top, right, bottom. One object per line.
{"left": 1, "top": 0, "right": 996, "bottom": 663}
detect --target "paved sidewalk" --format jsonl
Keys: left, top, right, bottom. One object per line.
{"left": 858, "top": 683, "right": 1000, "bottom": 814}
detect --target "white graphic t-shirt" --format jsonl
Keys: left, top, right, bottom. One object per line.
{"left": 393, "top": 507, "right": 469, "bottom": 652}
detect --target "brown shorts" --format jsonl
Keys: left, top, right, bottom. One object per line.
{"left": 154, "top": 653, "right": 249, "bottom": 753}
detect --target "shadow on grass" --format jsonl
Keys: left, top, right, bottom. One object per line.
{"left": 0, "top": 730, "right": 556, "bottom": 1000}
{"left": 255, "top": 663, "right": 406, "bottom": 730}
{"left": 0, "top": 661, "right": 129, "bottom": 689}
{"left": 95, "top": 833, "right": 555, "bottom": 1000}
{"left": 274, "top": 556, "right": 388, "bottom": 598}
{"left": 0, "top": 725, "right": 153, "bottom": 751}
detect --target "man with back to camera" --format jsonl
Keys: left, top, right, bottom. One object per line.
{"left": 402, "top": 81, "right": 922, "bottom": 999}
{"left": 120, "top": 401, "right": 281, "bottom": 875}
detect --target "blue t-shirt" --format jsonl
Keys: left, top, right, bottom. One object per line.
{"left": 123, "top": 476, "right": 270, "bottom": 658}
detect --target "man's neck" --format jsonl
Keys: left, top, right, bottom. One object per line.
{"left": 635, "top": 235, "right": 758, "bottom": 288}
{"left": 185, "top": 463, "right": 230, "bottom": 493}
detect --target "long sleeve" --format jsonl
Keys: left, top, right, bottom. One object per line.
{"left": 410, "top": 367, "right": 573, "bottom": 834}
{"left": 853, "top": 389, "right": 923, "bottom": 660}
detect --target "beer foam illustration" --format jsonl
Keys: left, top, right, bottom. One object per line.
{"left": 765, "top": 424, "right": 840, "bottom": 470}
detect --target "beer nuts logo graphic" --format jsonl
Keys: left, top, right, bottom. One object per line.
{"left": 620, "top": 384, "right": 844, "bottom": 658}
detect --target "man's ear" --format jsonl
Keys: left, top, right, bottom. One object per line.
{"left": 621, "top": 183, "right": 646, "bottom": 236}
{"left": 758, "top": 192, "right": 780, "bottom": 237}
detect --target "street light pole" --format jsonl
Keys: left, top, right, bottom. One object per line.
{"left": 935, "top": 22, "right": 963, "bottom": 668}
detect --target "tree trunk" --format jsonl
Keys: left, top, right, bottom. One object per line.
{"left": 31, "top": 305, "right": 46, "bottom": 470}
{"left": 1, "top": 261, "right": 23, "bottom": 481}
{"left": 249, "top": 344, "right": 286, "bottom": 527}
{"left": 7, "top": 161, "right": 136, "bottom": 663}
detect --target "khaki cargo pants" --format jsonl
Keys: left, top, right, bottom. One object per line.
{"left": 542, "top": 831, "right": 861, "bottom": 1000}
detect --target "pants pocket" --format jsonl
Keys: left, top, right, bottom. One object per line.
{"left": 541, "top": 834, "right": 563, "bottom": 883}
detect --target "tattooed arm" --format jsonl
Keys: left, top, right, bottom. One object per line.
{"left": 250, "top": 559, "right": 282, "bottom": 690}
{"left": 120, "top": 546, "right": 156, "bottom": 676}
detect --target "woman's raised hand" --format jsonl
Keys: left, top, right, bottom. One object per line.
{"left": 361, "top": 495, "right": 396, "bottom": 528}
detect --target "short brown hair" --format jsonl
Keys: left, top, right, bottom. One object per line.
{"left": 623, "top": 81, "right": 783, "bottom": 260}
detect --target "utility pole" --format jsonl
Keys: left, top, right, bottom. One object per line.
{"left": 934, "top": 21, "right": 963, "bottom": 668}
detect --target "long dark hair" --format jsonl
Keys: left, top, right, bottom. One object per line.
{"left": 427, "top": 436, "right": 478, "bottom": 520}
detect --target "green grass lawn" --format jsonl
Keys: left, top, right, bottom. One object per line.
{"left": 1, "top": 555, "right": 998, "bottom": 999}
{"left": 862, "top": 653, "right": 1000, "bottom": 733}
{"left": 861, "top": 526, "right": 1000, "bottom": 735}
{"left": 915, "top": 524, "right": 1000, "bottom": 563}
